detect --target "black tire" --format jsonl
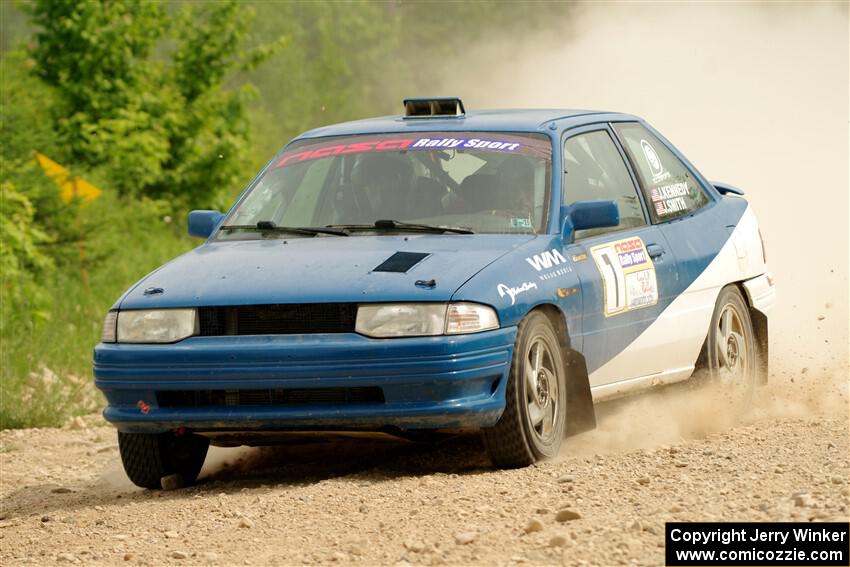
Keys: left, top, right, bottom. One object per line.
{"left": 118, "top": 431, "right": 209, "bottom": 489}
{"left": 703, "top": 285, "right": 758, "bottom": 406}
{"left": 483, "top": 312, "right": 568, "bottom": 468}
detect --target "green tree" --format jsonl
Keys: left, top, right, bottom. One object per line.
{"left": 24, "top": 0, "right": 279, "bottom": 208}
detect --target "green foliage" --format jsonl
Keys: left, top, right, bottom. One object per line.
{"left": 24, "top": 0, "right": 278, "bottom": 208}
{"left": 26, "top": 1, "right": 163, "bottom": 123}
{"left": 0, "top": 184, "right": 51, "bottom": 275}
{"left": 0, "top": 179, "right": 54, "bottom": 325}
{"left": 173, "top": 2, "right": 250, "bottom": 101}
{"left": 0, "top": 52, "right": 64, "bottom": 163}
{"left": 0, "top": 52, "right": 62, "bottom": 333}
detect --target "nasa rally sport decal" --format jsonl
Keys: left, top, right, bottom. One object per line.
{"left": 590, "top": 236, "right": 658, "bottom": 317}
{"left": 274, "top": 136, "right": 525, "bottom": 168}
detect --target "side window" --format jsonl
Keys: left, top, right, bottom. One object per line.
{"left": 613, "top": 123, "right": 709, "bottom": 222}
{"left": 563, "top": 130, "right": 646, "bottom": 239}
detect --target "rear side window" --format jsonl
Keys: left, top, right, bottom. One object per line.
{"left": 613, "top": 123, "right": 709, "bottom": 222}
{"left": 563, "top": 129, "right": 646, "bottom": 239}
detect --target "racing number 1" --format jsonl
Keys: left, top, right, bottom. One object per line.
{"left": 594, "top": 247, "right": 626, "bottom": 315}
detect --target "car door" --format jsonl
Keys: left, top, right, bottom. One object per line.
{"left": 611, "top": 121, "right": 726, "bottom": 375}
{"left": 559, "top": 126, "right": 680, "bottom": 389}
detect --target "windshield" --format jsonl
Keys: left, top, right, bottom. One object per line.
{"left": 220, "top": 131, "right": 552, "bottom": 238}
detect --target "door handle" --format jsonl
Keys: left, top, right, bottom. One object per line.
{"left": 646, "top": 243, "right": 665, "bottom": 259}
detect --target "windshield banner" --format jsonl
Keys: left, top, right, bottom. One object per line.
{"left": 274, "top": 133, "right": 551, "bottom": 169}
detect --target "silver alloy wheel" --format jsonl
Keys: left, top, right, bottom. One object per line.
{"left": 524, "top": 337, "right": 559, "bottom": 443}
{"left": 482, "top": 311, "right": 568, "bottom": 467}
{"left": 715, "top": 302, "right": 749, "bottom": 386}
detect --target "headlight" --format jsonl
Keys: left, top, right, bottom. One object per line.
{"left": 356, "top": 303, "right": 446, "bottom": 337}
{"left": 101, "top": 311, "right": 117, "bottom": 343}
{"left": 116, "top": 309, "right": 197, "bottom": 343}
{"left": 355, "top": 302, "right": 498, "bottom": 338}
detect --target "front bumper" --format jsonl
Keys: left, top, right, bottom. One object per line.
{"left": 94, "top": 327, "right": 516, "bottom": 433}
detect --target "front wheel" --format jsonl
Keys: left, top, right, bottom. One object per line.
{"left": 483, "top": 312, "right": 568, "bottom": 468}
{"left": 118, "top": 431, "right": 209, "bottom": 489}
{"left": 704, "top": 285, "right": 758, "bottom": 407}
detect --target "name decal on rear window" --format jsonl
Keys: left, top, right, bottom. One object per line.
{"left": 651, "top": 182, "right": 690, "bottom": 217}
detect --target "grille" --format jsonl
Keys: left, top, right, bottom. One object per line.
{"left": 156, "top": 387, "right": 384, "bottom": 408}
{"left": 198, "top": 304, "right": 357, "bottom": 336}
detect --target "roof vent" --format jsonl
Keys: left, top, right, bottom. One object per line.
{"left": 403, "top": 97, "right": 465, "bottom": 118}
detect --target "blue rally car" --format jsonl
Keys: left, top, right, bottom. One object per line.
{"left": 95, "top": 98, "right": 776, "bottom": 488}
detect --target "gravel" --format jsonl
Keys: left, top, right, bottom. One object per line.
{"left": 453, "top": 531, "right": 478, "bottom": 545}
{"left": 1, "top": 377, "right": 847, "bottom": 566}
{"left": 523, "top": 519, "right": 545, "bottom": 534}
{"left": 555, "top": 509, "right": 581, "bottom": 522}
{"left": 161, "top": 473, "right": 183, "bottom": 491}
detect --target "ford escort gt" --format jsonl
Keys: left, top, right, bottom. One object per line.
{"left": 94, "top": 98, "right": 775, "bottom": 488}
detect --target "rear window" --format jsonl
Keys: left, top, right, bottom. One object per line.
{"left": 222, "top": 132, "right": 552, "bottom": 237}
{"left": 613, "top": 123, "right": 709, "bottom": 222}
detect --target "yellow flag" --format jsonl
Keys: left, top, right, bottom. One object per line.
{"left": 34, "top": 152, "right": 102, "bottom": 204}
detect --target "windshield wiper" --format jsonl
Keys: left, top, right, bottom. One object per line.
{"left": 219, "top": 221, "right": 349, "bottom": 237}
{"left": 329, "top": 219, "right": 474, "bottom": 235}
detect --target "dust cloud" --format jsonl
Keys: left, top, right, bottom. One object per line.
{"left": 432, "top": 2, "right": 849, "bottom": 452}
{"left": 563, "top": 372, "right": 849, "bottom": 457}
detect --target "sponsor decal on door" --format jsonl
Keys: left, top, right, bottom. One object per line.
{"left": 590, "top": 236, "right": 658, "bottom": 317}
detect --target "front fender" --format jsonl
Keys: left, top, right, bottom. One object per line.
{"left": 451, "top": 236, "right": 582, "bottom": 331}
{"left": 451, "top": 240, "right": 595, "bottom": 436}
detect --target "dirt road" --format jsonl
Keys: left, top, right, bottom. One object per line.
{"left": 1, "top": 374, "right": 847, "bottom": 567}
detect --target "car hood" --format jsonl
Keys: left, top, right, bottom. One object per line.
{"left": 118, "top": 234, "right": 538, "bottom": 309}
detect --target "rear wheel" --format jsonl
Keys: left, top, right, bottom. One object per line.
{"left": 483, "top": 312, "right": 567, "bottom": 468}
{"left": 704, "top": 285, "right": 757, "bottom": 407}
{"left": 118, "top": 431, "right": 209, "bottom": 489}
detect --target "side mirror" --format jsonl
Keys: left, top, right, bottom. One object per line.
{"left": 561, "top": 200, "right": 620, "bottom": 242}
{"left": 188, "top": 210, "right": 224, "bottom": 238}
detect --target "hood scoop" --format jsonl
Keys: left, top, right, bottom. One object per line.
{"left": 372, "top": 252, "right": 430, "bottom": 273}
